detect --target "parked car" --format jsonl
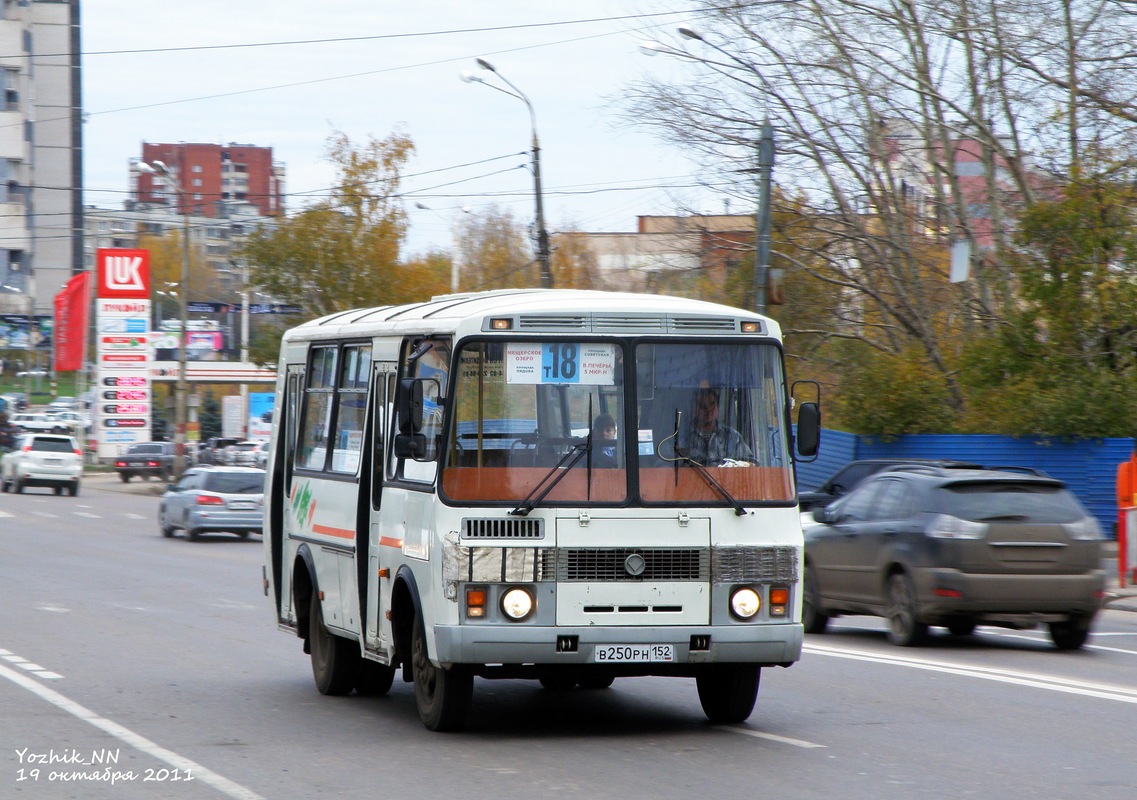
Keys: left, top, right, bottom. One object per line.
{"left": 47, "top": 396, "right": 80, "bottom": 412}
{"left": 3, "top": 392, "right": 28, "bottom": 411}
{"left": 47, "top": 410, "right": 92, "bottom": 435}
{"left": 197, "top": 437, "right": 240, "bottom": 465}
{"left": 0, "top": 432, "right": 83, "bottom": 495}
{"left": 802, "top": 464, "right": 1105, "bottom": 650}
{"left": 228, "top": 440, "right": 263, "bottom": 466}
{"left": 254, "top": 439, "right": 270, "bottom": 469}
{"left": 798, "top": 458, "right": 982, "bottom": 511}
{"left": 9, "top": 412, "right": 72, "bottom": 435}
{"left": 114, "top": 441, "right": 176, "bottom": 482}
{"left": 158, "top": 466, "right": 265, "bottom": 540}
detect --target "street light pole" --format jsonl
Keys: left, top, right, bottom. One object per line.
{"left": 463, "top": 58, "right": 553, "bottom": 289}
{"left": 139, "top": 160, "right": 190, "bottom": 476}
{"left": 662, "top": 26, "right": 775, "bottom": 315}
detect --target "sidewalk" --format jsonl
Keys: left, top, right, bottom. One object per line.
{"left": 1102, "top": 540, "right": 1137, "bottom": 611}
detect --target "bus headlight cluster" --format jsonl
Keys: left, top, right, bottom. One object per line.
{"left": 501, "top": 587, "right": 535, "bottom": 621}
{"left": 730, "top": 587, "right": 761, "bottom": 620}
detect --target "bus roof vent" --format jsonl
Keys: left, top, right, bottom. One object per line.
{"left": 517, "top": 315, "right": 588, "bottom": 330}
{"left": 593, "top": 315, "right": 667, "bottom": 332}
{"left": 461, "top": 517, "right": 545, "bottom": 540}
{"left": 670, "top": 316, "right": 744, "bottom": 333}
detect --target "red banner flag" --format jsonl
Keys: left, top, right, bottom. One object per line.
{"left": 53, "top": 271, "right": 91, "bottom": 372}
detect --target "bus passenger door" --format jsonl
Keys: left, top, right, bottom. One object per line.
{"left": 274, "top": 366, "right": 304, "bottom": 625}
{"left": 365, "top": 363, "right": 396, "bottom": 651}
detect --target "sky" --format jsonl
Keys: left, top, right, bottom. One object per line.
{"left": 81, "top": 1, "right": 723, "bottom": 259}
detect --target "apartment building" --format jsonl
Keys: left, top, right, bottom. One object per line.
{"left": 133, "top": 142, "right": 285, "bottom": 219}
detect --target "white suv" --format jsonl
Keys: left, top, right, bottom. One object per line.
{"left": 1, "top": 433, "right": 83, "bottom": 496}
{"left": 10, "top": 412, "right": 71, "bottom": 435}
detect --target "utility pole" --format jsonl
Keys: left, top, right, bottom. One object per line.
{"left": 754, "top": 120, "right": 774, "bottom": 316}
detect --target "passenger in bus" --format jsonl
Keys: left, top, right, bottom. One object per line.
{"left": 680, "top": 387, "right": 753, "bottom": 466}
{"left": 591, "top": 413, "right": 618, "bottom": 468}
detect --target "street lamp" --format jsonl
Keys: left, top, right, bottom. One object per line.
{"left": 461, "top": 58, "right": 553, "bottom": 289}
{"left": 644, "top": 27, "right": 775, "bottom": 315}
{"left": 138, "top": 159, "right": 190, "bottom": 476}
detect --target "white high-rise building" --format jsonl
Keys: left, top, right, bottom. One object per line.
{"left": 0, "top": 0, "right": 82, "bottom": 323}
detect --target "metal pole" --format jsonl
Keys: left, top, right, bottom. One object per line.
{"left": 240, "top": 262, "right": 249, "bottom": 439}
{"left": 175, "top": 205, "right": 189, "bottom": 475}
{"left": 754, "top": 120, "right": 774, "bottom": 315}
{"left": 24, "top": 291, "right": 33, "bottom": 400}
{"left": 468, "top": 60, "right": 553, "bottom": 289}
{"left": 532, "top": 132, "right": 552, "bottom": 289}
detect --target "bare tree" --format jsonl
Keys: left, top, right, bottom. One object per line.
{"left": 627, "top": 0, "right": 1137, "bottom": 420}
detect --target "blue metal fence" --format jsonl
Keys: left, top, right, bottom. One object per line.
{"left": 795, "top": 430, "right": 1132, "bottom": 539}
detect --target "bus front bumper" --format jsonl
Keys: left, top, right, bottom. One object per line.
{"left": 432, "top": 623, "right": 803, "bottom": 667}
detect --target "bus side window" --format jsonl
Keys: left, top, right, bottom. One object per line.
{"left": 296, "top": 346, "right": 337, "bottom": 471}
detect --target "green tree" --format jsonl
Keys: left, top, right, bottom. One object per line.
{"left": 199, "top": 390, "right": 222, "bottom": 441}
{"left": 239, "top": 130, "right": 446, "bottom": 319}
{"left": 957, "top": 179, "right": 1137, "bottom": 437}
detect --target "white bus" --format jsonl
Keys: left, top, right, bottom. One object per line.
{"left": 262, "top": 289, "right": 820, "bottom": 731}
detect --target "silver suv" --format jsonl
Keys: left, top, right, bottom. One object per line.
{"left": 803, "top": 465, "right": 1105, "bottom": 650}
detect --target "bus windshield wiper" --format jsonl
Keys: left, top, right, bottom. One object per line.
{"left": 510, "top": 439, "right": 589, "bottom": 517}
{"left": 659, "top": 410, "right": 747, "bottom": 517}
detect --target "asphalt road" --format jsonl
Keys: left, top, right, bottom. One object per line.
{"left": 2, "top": 475, "right": 1135, "bottom": 799}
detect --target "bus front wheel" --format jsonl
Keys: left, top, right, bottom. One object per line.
{"left": 411, "top": 615, "right": 472, "bottom": 731}
{"left": 309, "top": 593, "right": 359, "bottom": 696}
{"left": 696, "top": 664, "right": 761, "bottom": 724}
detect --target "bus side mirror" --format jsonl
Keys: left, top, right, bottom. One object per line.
{"left": 796, "top": 402, "right": 820, "bottom": 457}
{"left": 397, "top": 378, "right": 424, "bottom": 434}
{"left": 394, "top": 432, "right": 428, "bottom": 459}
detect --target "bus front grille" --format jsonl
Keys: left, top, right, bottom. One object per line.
{"left": 554, "top": 548, "right": 708, "bottom": 582}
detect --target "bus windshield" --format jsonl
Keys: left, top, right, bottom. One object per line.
{"left": 440, "top": 339, "right": 795, "bottom": 507}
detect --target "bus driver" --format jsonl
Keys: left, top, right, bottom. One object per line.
{"left": 681, "top": 387, "right": 753, "bottom": 466}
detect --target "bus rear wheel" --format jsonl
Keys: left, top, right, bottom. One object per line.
{"left": 411, "top": 614, "right": 472, "bottom": 731}
{"left": 696, "top": 665, "right": 761, "bottom": 724}
{"left": 309, "top": 593, "right": 359, "bottom": 696}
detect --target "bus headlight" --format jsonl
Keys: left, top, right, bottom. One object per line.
{"left": 501, "top": 587, "right": 535, "bottom": 621}
{"left": 730, "top": 587, "right": 761, "bottom": 620}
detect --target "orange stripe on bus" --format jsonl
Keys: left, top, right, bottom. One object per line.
{"left": 379, "top": 536, "right": 403, "bottom": 549}
{"left": 311, "top": 523, "right": 355, "bottom": 540}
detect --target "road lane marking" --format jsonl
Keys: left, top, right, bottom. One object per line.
{"left": 0, "top": 510, "right": 12, "bottom": 518}
{"left": 73, "top": 512, "right": 101, "bottom": 518}
{"left": 721, "top": 726, "right": 826, "bottom": 748}
{"left": 2, "top": 651, "right": 62, "bottom": 680}
{"left": 0, "top": 661, "right": 264, "bottom": 800}
{"left": 804, "top": 643, "right": 1137, "bottom": 704}
{"left": 978, "top": 629, "right": 1137, "bottom": 656}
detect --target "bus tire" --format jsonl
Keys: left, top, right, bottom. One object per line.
{"left": 309, "top": 593, "right": 359, "bottom": 696}
{"left": 355, "top": 660, "right": 396, "bottom": 696}
{"left": 411, "top": 614, "right": 472, "bottom": 731}
{"left": 696, "top": 664, "right": 760, "bottom": 724}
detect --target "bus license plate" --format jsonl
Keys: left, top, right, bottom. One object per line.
{"left": 593, "top": 644, "right": 674, "bottom": 663}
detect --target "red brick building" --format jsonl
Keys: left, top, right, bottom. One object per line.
{"left": 134, "top": 142, "right": 285, "bottom": 218}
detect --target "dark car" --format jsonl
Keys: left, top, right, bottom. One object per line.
{"left": 158, "top": 466, "right": 264, "bottom": 540}
{"left": 798, "top": 458, "right": 981, "bottom": 511}
{"left": 114, "top": 441, "right": 176, "bottom": 482}
{"left": 801, "top": 464, "right": 1106, "bottom": 650}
